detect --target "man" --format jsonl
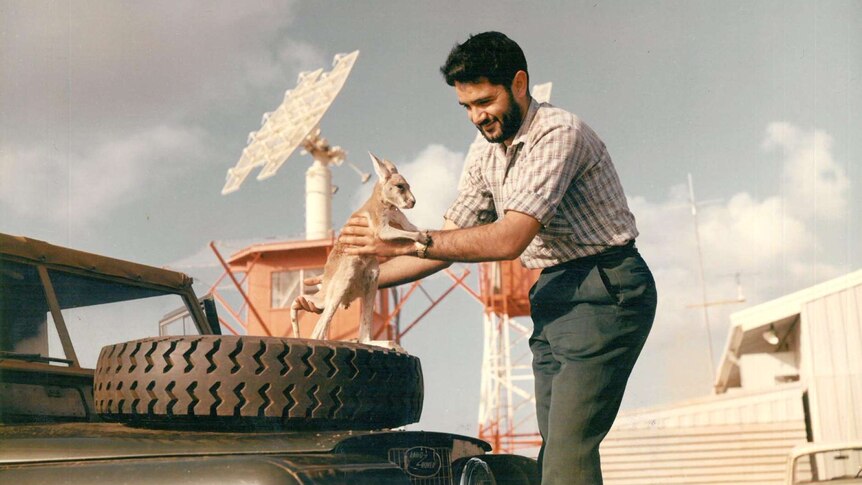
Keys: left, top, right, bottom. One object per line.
{"left": 299, "top": 32, "right": 657, "bottom": 484}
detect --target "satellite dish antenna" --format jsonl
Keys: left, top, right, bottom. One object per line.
{"left": 222, "top": 50, "right": 369, "bottom": 240}
{"left": 458, "top": 83, "right": 552, "bottom": 191}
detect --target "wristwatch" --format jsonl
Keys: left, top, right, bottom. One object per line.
{"left": 414, "top": 231, "right": 433, "bottom": 258}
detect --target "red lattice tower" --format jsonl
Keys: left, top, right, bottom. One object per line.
{"left": 476, "top": 260, "right": 542, "bottom": 455}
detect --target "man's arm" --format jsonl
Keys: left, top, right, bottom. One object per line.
{"left": 341, "top": 210, "right": 541, "bottom": 263}
{"left": 376, "top": 251, "right": 452, "bottom": 289}
{"left": 293, "top": 220, "right": 457, "bottom": 314}
{"left": 296, "top": 212, "right": 540, "bottom": 314}
{"left": 371, "top": 218, "right": 458, "bottom": 288}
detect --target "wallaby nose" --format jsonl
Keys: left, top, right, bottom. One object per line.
{"left": 405, "top": 195, "right": 416, "bottom": 209}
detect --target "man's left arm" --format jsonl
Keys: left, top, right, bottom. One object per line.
{"left": 340, "top": 210, "right": 541, "bottom": 262}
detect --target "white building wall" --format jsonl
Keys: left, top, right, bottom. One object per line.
{"left": 602, "top": 421, "right": 807, "bottom": 485}
{"left": 800, "top": 283, "right": 862, "bottom": 442}
{"left": 602, "top": 385, "right": 808, "bottom": 484}
{"left": 612, "top": 384, "right": 807, "bottom": 430}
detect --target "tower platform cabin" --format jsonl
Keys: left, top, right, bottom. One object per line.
{"left": 226, "top": 237, "right": 392, "bottom": 341}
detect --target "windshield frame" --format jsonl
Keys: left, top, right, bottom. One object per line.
{"left": 1, "top": 233, "right": 214, "bottom": 370}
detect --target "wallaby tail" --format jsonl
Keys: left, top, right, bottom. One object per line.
{"left": 290, "top": 303, "right": 301, "bottom": 339}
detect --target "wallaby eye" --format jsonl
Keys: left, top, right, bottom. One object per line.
{"left": 395, "top": 184, "right": 406, "bottom": 191}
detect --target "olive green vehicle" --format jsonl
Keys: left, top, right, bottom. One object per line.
{"left": 0, "top": 233, "right": 538, "bottom": 484}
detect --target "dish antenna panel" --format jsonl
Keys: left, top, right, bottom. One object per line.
{"left": 459, "top": 83, "right": 552, "bottom": 191}
{"left": 222, "top": 50, "right": 368, "bottom": 239}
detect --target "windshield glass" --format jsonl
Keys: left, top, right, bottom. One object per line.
{"left": 1, "top": 260, "right": 199, "bottom": 369}
{"left": 794, "top": 447, "right": 862, "bottom": 483}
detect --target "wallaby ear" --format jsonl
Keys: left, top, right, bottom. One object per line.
{"left": 381, "top": 157, "right": 398, "bottom": 174}
{"left": 369, "top": 152, "right": 392, "bottom": 181}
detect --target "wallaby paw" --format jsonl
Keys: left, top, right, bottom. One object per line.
{"left": 366, "top": 340, "right": 408, "bottom": 354}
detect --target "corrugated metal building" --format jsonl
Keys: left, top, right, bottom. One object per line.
{"left": 600, "top": 269, "right": 862, "bottom": 484}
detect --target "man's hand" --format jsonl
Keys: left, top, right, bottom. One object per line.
{"left": 303, "top": 275, "right": 322, "bottom": 288}
{"left": 339, "top": 216, "right": 416, "bottom": 257}
{"left": 292, "top": 296, "right": 322, "bottom": 314}
{"left": 291, "top": 275, "right": 323, "bottom": 314}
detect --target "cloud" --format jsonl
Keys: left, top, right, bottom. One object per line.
{"left": 0, "top": 124, "right": 209, "bottom": 223}
{"left": 0, "top": 2, "right": 328, "bottom": 227}
{"left": 353, "top": 144, "right": 465, "bottom": 229}
{"left": 636, "top": 122, "right": 848, "bottom": 317}
{"left": 763, "top": 122, "right": 849, "bottom": 221}
{"left": 1, "top": 1, "right": 313, "bottom": 139}
{"left": 623, "top": 122, "right": 850, "bottom": 404}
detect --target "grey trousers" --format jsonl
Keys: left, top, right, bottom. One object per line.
{"left": 529, "top": 243, "right": 656, "bottom": 485}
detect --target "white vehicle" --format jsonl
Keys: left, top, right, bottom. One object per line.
{"left": 786, "top": 442, "right": 862, "bottom": 484}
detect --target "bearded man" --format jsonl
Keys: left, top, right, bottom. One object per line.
{"left": 302, "top": 31, "right": 657, "bottom": 484}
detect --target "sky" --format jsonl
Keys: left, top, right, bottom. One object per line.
{"left": 2, "top": 1, "right": 860, "bottom": 440}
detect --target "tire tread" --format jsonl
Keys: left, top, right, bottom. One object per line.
{"left": 94, "top": 336, "right": 423, "bottom": 430}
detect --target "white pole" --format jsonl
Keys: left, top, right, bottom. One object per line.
{"left": 306, "top": 160, "right": 332, "bottom": 240}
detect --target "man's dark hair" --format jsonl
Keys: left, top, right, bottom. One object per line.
{"left": 440, "top": 31, "right": 529, "bottom": 88}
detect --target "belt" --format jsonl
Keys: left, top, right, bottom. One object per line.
{"left": 546, "top": 240, "right": 638, "bottom": 271}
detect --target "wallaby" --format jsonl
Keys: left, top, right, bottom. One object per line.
{"left": 290, "top": 153, "right": 427, "bottom": 343}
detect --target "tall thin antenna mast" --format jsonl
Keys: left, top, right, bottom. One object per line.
{"left": 688, "top": 173, "right": 716, "bottom": 380}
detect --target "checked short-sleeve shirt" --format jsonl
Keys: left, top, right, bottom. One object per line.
{"left": 445, "top": 99, "right": 638, "bottom": 269}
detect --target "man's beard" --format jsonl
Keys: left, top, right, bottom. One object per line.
{"left": 477, "top": 92, "right": 523, "bottom": 144}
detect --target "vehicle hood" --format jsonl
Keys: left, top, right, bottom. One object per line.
{"left": 0, "top": 423, "right": 414, "bottom": 484}
{"left": 0, "top": 422, "right": 363, "bottom": 463}
{"left": 0, "top": 423, "right": 490, "bottom": 484}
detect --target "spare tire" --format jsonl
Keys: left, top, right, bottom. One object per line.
{"left": 93, "top": 336, "right": 423, "bottom": 430}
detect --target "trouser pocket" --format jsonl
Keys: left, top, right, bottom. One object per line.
{"left": 598, "top": 254, "right": 656, "bottom": 307}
